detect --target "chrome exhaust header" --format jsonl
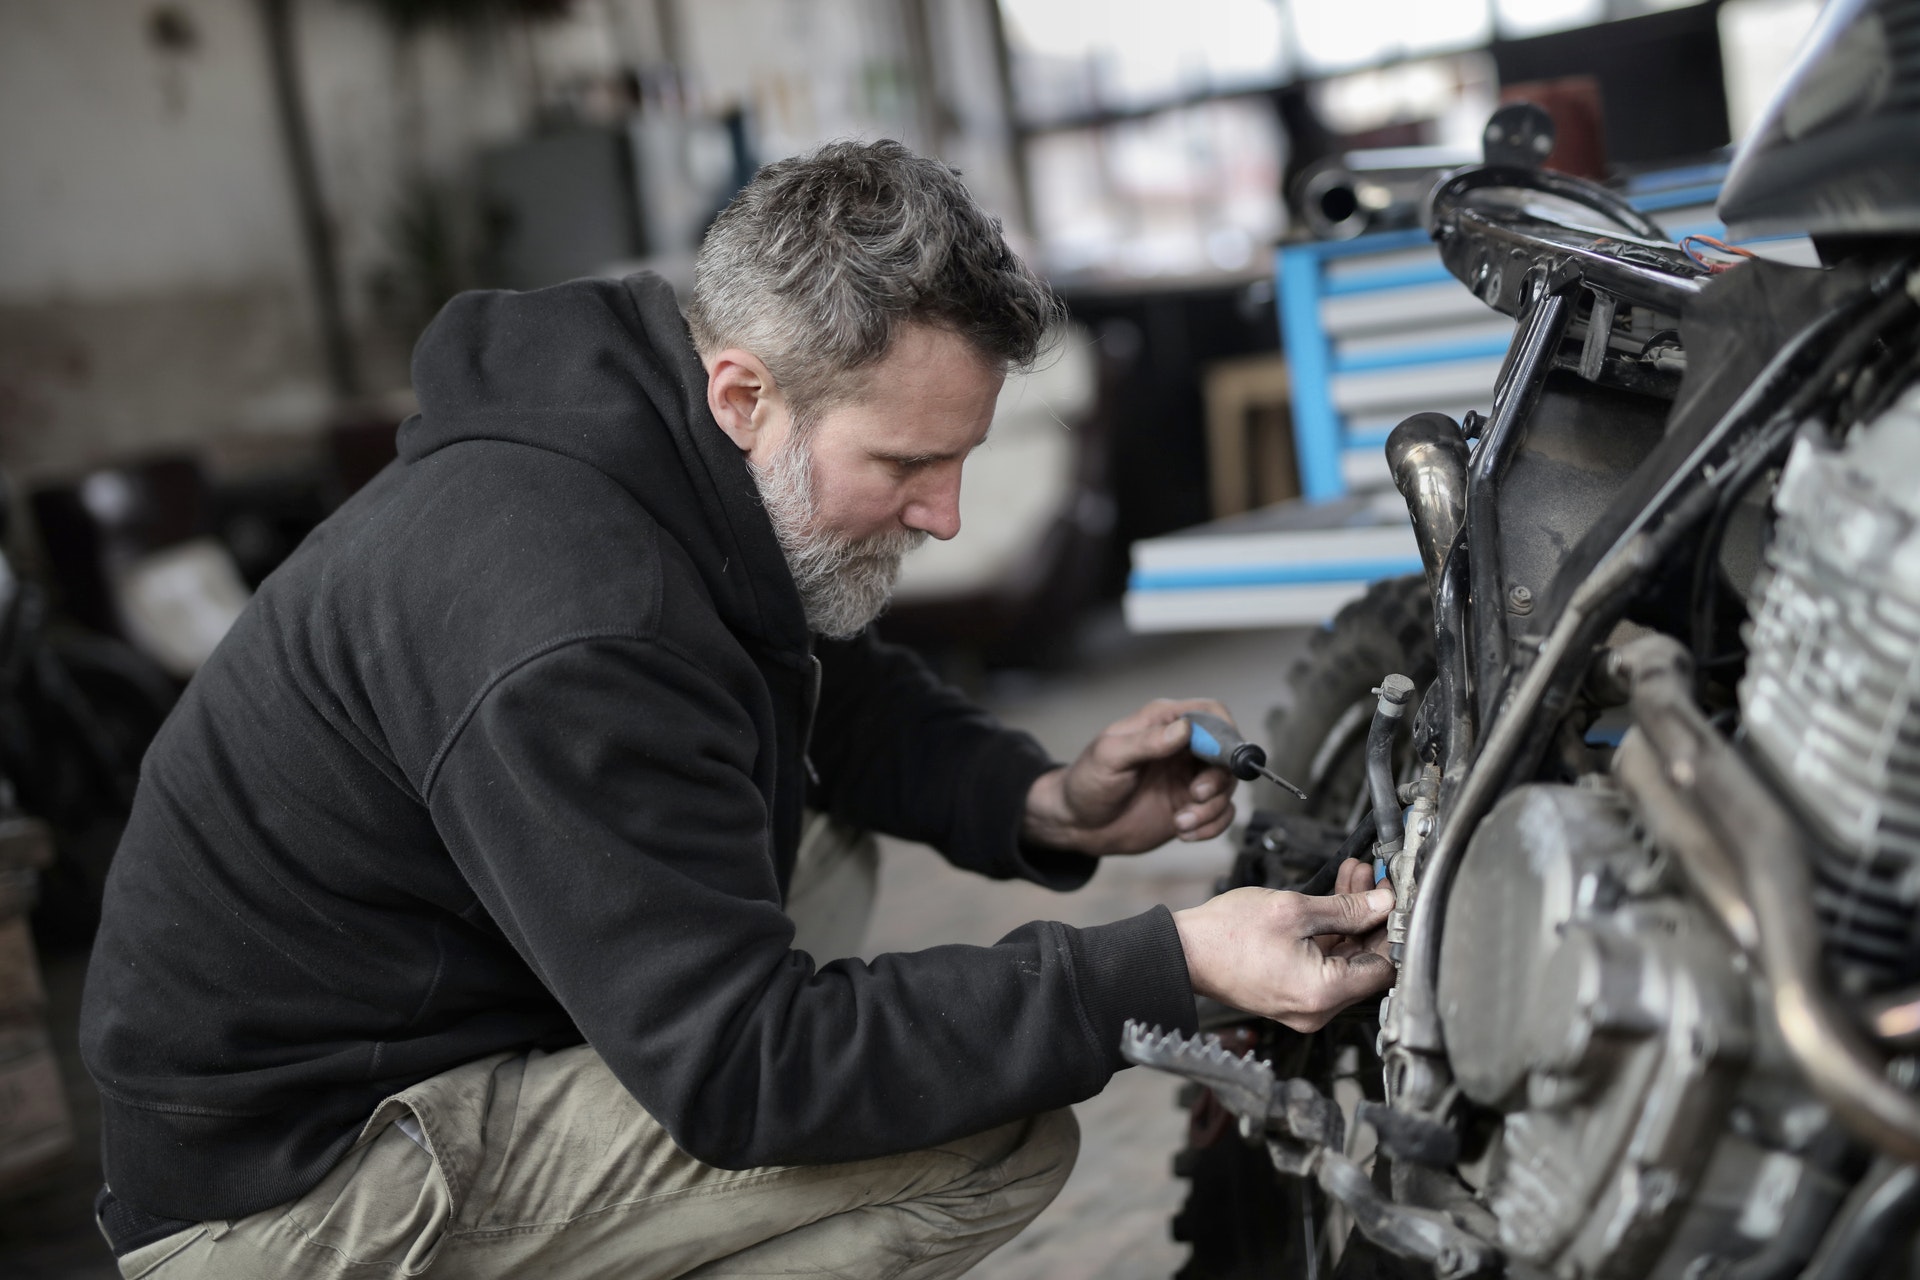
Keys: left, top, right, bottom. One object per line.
{"left": 1384, "top": 412, "right": 1470, "bottom": 595}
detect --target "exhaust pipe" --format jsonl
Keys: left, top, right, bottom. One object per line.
{"left": 1385, "top": 412, "right": 1470, "bottom": 596}
{"left": 1615, "top": 635, "right": 1920, "bottom": 1166}
{"left": 1293, "top": 147, "right": 1477, "bottom": 241}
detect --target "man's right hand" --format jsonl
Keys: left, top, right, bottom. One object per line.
{"left": 1172, "top": 872, "right": 1395, "bottom": 1032}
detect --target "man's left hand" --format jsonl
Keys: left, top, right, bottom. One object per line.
{"left": 1022, "top": 698, "right": 1238, "bottom": 857}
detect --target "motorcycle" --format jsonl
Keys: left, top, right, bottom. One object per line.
{"left": 1130, "top": 2, "right": 1920, "bottom": 1277}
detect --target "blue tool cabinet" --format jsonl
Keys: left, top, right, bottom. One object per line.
{"left": 1277, "top": 167, "right": 1739, "bottom": 502}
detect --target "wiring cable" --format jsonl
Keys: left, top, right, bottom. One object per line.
{"left": 1680, "top": 233, "right": 1759, "bottom": 273}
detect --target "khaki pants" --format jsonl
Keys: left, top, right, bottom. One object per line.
{"left": 115, "top": 816, "right": 1080, "bottom": 1279}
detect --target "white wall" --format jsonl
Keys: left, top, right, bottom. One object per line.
{"left": 0, "top": 0, "right": 1023, "bottom": 480}
{"left": 671, "top": 0, "right": 1024, "bottom": 231}
{"left": 294, "top": 2, "right": 533, "bottom": 329}
{"left": 927, "top": 0, "right": 1029, "bottom": 244}
{"left": 0, "top": 0, "right": 305, "bottom": 302}
{"left": 0, "top": 0, "right": 543, "bottom": 478}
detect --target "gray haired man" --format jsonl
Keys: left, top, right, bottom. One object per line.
{"left": 82, "top": 141, "right": 1393, "bottom": 1279}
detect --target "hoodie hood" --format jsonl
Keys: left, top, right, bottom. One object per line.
{"left": 400, "top": 272, "right": 808, "bottom": 655}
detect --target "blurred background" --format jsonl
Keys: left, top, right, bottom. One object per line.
{"left": 0, "top": 0, "right": 1825, "bottom": 1275}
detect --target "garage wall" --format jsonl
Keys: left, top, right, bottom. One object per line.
{"left": 0, "top": 0, "right": 1020, "bottom": 482}
{"left": 0, "top": 1, "right": 312, "bottom": 477}
{"left": 0, "top": 1, "right": 316, "bottom": 303}
{"left": 0, "top": 0, "right": 538, "bottom": 479}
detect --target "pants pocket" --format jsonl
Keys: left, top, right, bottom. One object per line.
{"left": 282, "top": 1102, "right": 454, "bottom": 1276}
{"left": 117, "top": 1225, "right": 209, "bottom": 1279}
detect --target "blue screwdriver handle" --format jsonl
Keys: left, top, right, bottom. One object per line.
{"left": 1184, "top": 713, "right": 1247, "bottom": 771}
{"left": 1183, "top": 713, "right": 1308, "bottom": 799}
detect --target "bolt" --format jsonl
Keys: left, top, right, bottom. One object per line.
{"left": 1507, "top": 584, "right": 1535, "bottom": 615}
{"left": 1377, "top": 673, "right": 1416, "bottom": 705}
{"left": 1414, "top": 815, "right": 1434, "bottom": 838}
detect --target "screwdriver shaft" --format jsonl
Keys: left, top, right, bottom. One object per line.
{"left": 1255, "top": 763, "right": 1308, "bottom": 801}
{"left": 1182, "top": 712, "right": 1309, "bottom": 800}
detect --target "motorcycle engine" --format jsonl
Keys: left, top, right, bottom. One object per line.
{"left": 1742, "top": 383, "right": 1920, "bottom": 990}
{"left": 1436, "top": 782, "right": 1757, "bottom": 1279}
{"left": 1433, "top": 384, "right": 1920, "bottom": 1277}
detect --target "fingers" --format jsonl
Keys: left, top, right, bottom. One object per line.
{"left": 1187, "top": 765, "right": 1234, "bottom": 804}
{"left": 1093, "top": 697, "right": 1238, "bottom": 773}
{"left": 1277, "top": 949, "right": 1397, "bottom": 1031}
{"left": 1292, "top": 886, "right": 1395, "bottom": 939}
{"left": 1324, "top": 926, "right": 1389, "bottom": 960}
{"left": 1175, "top": 888, "right": 1401, "bottom": 1031}
{"left": 1316, "top": 862, "right": 1377, "bottom": 950}
{"left": 1173, "top": 809, "right": 1231, "bottom": 838}
{"left": 1174, "top": 792, "right": 1236, "bottom": 841}
{"left": 1293, "top": 900, "right": 1394, "bottom": 1027}
{"left": 1317, "top": 948, "right": 1397, "bottom": 1005}
{"left": 1334, "top": 857, "right": 1373, "bottom": 897}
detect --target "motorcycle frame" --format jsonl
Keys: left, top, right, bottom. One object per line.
{"left": 1382, "top": 164, "right": 1920, "bottom": 1151}
{"left": 1131, "top": 147, "right": 1920, "bottom": 1279}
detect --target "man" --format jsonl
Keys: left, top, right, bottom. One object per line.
{"left": 82, "top": 140, "right": 1393, "bottom": 1279}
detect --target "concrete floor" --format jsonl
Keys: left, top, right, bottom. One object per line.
{"left": 0, "top": 618, "right": 1310, "bottom": 1280}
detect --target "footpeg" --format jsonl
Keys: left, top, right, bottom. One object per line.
{"left": 1120, "top": 1021, "right": 1341, "bottom": 1151}
{"left": 1125, "top": 1022, "right": 1500, "bottom": 1277}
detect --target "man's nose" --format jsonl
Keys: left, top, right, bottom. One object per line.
{"left": 903, "top": 471, "right": 963, "bottom": 541}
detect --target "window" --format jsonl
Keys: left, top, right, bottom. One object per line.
{"left": 1002, "top": 0, "right": 1289, "bottom": 124}
{"left": 1028, "top": 99, "right": 1287, "bottom": 277}
{"left": 1291, "top": 0, "right": 1492, "bottom": 73}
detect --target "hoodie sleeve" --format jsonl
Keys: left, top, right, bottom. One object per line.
{"left": 808, "top": 631, "right": 1099, "bottom": 888}
{"left": 424, "top": 634, "right": 1197, "bottom": 1170}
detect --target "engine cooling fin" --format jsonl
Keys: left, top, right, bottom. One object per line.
{"left": 1742, "top": 382, "right": 1920, "bottom": 989}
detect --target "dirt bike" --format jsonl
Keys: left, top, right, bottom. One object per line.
{"left": 1131, "top": 2, "right": 1920, "bottom": 1276}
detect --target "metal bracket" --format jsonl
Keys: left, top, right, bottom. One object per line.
{"left": 1358, "top": 1098, "right": 1461, "bottom": 1168}
{"left": 1318, "top": 1154, "right": 1501, "bottom": 1280}
{"left": 1579, "top": 288, "right": 1620, "bottom": 382}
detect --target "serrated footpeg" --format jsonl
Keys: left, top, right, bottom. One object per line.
{"left": 1124, "top": 1021, "right": 1500, "bottom": 1277}
{"left": 1121, "top": 1020, "right": 1342, "bottom": 1151}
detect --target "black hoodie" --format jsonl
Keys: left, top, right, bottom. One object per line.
{"left": 79, "top": 274, "right": 1198, "bottom": 1222}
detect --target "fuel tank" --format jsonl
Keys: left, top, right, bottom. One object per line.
{"left": 1718, "top": 0, "right": 1920, "bottom": 240}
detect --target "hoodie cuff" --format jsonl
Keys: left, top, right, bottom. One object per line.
{"left": 959, "top": 739, "right": 1100, "bottom": 890}
{"left": 1064, "top": 905, "right": 1198, "bottom": 1069}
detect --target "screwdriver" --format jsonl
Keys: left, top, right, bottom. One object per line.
{"left": 1182, "top": 712, "right": 1308, "bottom": 800}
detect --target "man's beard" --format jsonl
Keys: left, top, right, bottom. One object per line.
{"left": 749, "top": 431, "right": 927, "bottom": 640}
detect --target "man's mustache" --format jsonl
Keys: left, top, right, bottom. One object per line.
{"left": 835, "top": 529, "right": 928, "bottom": 563}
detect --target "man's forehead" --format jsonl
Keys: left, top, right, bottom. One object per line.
{"left": 874, "top": 325, "right": 1002, "bottom": 391}
{"left": 819, "top": 328, "right": 1003, "bottom": 452}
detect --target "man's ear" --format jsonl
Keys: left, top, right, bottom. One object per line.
{"left": 704, "top": 348, "right": 783, "bottom": 456}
